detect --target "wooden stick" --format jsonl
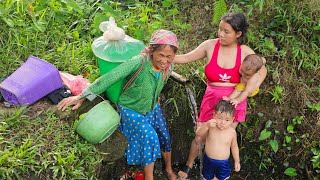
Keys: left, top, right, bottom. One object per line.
{"left": 170, "top": 71, "right": 189, "bottom": 85}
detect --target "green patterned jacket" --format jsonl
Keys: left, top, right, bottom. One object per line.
{"left": 81, "top": 54, "right": 173, "bottom": 114}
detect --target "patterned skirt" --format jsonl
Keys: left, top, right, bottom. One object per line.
{"left": 118, "top": 103, "right": 171, "bottom": 166}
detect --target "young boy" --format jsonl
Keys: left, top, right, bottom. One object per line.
{"left": 196, "top": 100, "right": 240, "bottom": 180}
{"left": 223, "top": 54, "right": 266, "bottom": 106}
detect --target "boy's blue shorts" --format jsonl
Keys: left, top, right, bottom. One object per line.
{"left": 202, "top": 153, "right": 230, "bottom": 180}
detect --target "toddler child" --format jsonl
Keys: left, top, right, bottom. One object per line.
{"left": 224, "top": 54, "right": 266, "bottom": 106}
{"left": 196, "top": 100, "right": 240, "bottom": 180}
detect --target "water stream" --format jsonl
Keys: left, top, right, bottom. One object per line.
{"left": 185, "top": 85, "right": 198, "bottom": 125}
{"left": 185, "top": 85, "right": 203, "bottom": 179}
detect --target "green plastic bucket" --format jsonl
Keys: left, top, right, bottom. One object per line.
{"left": 97, "top": 59, "right": 123, "bottom": 103}
{"left": 75, "top": 101, "right": 120, "bottom": 144}
{"left": 96, "top": 40, "right": 145, "bottom": 103}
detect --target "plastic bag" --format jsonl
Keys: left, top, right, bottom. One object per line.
{"left": 91, "top": 17, "right": 145, "bottom": 62}
{"left": 59, "top": 72, "right": 91, "bottom": 95}
{"left": 47, "top": 85, "right": 73, "bottom": 104}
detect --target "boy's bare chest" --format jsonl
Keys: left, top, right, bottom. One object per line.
{"left": 208, "top": 130, "right": 232, "bottom": 145}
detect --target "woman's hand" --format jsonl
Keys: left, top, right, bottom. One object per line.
{"left": 223, "top": 96, "right": 240, "bottom": 107}
{"left": 229, "top": 99, "right": 240, "bottom": 107}
{"left": 222, "top": 96, "right": 230, "bottom": 101}
{"left": 57, "top": 95, "right": 84, "bottom": 111}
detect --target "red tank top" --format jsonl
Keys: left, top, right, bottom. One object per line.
{"left": 205, "top": 40, "right": 241, "bottom": 83}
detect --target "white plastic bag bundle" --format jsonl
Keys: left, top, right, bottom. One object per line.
{"left": 100, "top": 17, "right": 125, "bottom": 40}
{"left": 92, "top": 17, "right": 145, "bottom": 62}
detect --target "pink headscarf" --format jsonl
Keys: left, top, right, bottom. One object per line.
{"left": 142, "top": 29, "right": 179, "bottom": 80}
{"left": 150, "top": 29, "right": 179, "bottom": 48}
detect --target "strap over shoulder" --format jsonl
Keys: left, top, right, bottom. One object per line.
{"left": 121, "top": 55, "right": 145, "bottom": 93}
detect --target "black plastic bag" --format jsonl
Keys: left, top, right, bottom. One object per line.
{"left": 47, "top": 85, "right": 73, "bottom": 104}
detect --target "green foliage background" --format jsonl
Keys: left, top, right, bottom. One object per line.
{"left": 0, "top": 0, "right": 319, "bottom": 179}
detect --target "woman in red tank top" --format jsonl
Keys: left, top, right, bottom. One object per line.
{"left": 174, "top": 12, "right": 267, "bottom": 179}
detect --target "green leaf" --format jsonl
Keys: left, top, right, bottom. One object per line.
{"left": 293, "top": 116, "right": 303, "bottom": 124}
{"left": 152, "top": 14, "right": 164, "bottom": 21}
{"left": 63, "top": 0, "right": 83, "bottom": 14}
{"left": 162, "top": 0, "right": 172, "bottom": 8}
{"left": 32, "top": 19, "right": 47, "bottom": 32}
{"left": 2, "top": 17, "right": 14, "bottom": 27}
{"left": 259, "top": 129, "right": 271, "bottom": 141}
{"left": 103, "top": 4, "right": 119, "bottom": 17}
{"left": 134, "top": 29, "right": 145, "bottom": 41}
{"left": 57, "top": 47, "right": 64, "bottom": 52}
{"left": 284, "top": 167, "right": 297, "bottom": 177}
{"left": 212, "top": 0, "right": 227, "bottom": 25}
{"left": 72, "top": 31, "right": 79, "bottom": 40}
{"left": 287, "top": 124, "right": 295, "bottom": 133}
{"left": 265, "top": 120, "right": 272, "bottom": 128}
{"left": 269, "top": 140, "right": 279, "bottom": 153}
{"left": 306, "top": 100, "right": 311, "bottom": 107}
{"left": 311, "top": 147, "right": 320, "bottom": 155}
{"left": 285, "top": 135, "right": 292, "bottom": 143}
{"left": 151, "top": 21, "right": 162, "bottom": 30}
{"left": 296, "top": 116, "right": 303, "bottom": 124}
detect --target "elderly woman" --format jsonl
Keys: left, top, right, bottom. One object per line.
{"left": 58, "top": 29, "right": 179, "bottom": 180}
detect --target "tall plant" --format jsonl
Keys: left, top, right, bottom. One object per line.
{"left": 212, "top": 0, "right": 227, "bottom": 26}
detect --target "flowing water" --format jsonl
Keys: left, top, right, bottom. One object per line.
{"left": 185, "top": 85, "right": 203, "bottom": 179}
{"left": 185, "top": 85, "right": 198, "bottom": 125}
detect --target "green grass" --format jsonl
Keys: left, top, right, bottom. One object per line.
{"left": 0, "top": 107, "right": 102, "bottom": 179}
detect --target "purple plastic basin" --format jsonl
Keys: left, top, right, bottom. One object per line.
{"left": 0, "top": 56, "right": 63, "bottom": 105}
